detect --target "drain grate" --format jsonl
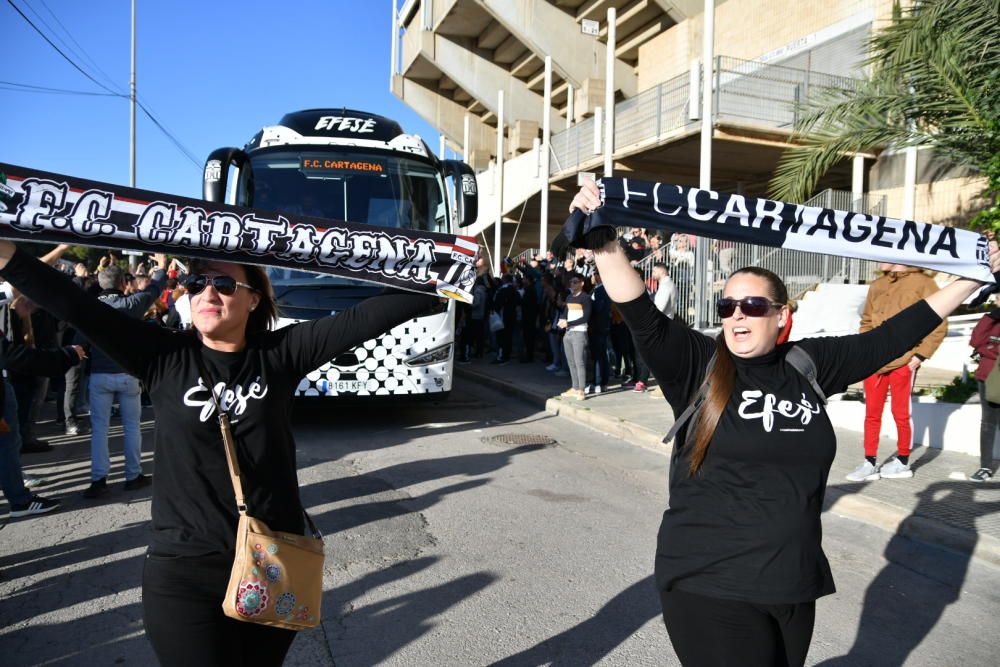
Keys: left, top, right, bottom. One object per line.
{"left": 481, "top": 433, "right": 557, "bottom": 447}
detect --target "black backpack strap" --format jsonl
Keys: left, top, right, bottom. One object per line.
{"left": 785, "top": 345, "right": 826, "bottom": 405}
{"left": 663, "top": 353, "right": 717, "bottom": 445}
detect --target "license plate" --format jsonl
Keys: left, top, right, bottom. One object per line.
{"left": 332, "top": 380, "right": 363, "bottom": 393}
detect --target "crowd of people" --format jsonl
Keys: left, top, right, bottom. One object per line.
{"left": 0, "top": 247, "right": 194, "bottom": 517}
{"left": 455, "top": 238, "right": 683, "bottom": 399}
{"left": 1, "top": 216, "right": 998, "bottom": 666}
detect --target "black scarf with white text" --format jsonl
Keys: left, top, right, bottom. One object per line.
{"left": 0, "top": 162, "right": 479, "bottom": 302}
{"left": 564, "top": 177, "right": 993, "bottom": 284}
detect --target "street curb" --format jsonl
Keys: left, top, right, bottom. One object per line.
{"left": 454, "top": 367, "right": 669, "bottom": 454}
{"left": 456, "top": 366, "right": 1000, "bottom": 568}
{"left": 542, "top": 398, "right": 670, "bottom": 455}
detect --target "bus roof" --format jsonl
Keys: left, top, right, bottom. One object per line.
{"left": 244, "top": 109, "right": 434, "bottom": 161}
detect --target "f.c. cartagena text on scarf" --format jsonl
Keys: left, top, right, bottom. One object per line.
{"left": 0, "top": 162, "right": 479, "bottom": 303}
{"left": 563, "top": 177, "right": 992, "bottom": 284}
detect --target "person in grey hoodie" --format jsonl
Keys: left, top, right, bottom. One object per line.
{"left": 82, "top": 257, "right": 166, "bottom": 498}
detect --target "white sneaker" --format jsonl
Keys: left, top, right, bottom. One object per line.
{"left": 594, "top": 385, "right": 604, "bottom": 395}
{"left": 879, "top": 457, "right": 913, "bottom": 479}
{"left": 584, "top": 385, "right": 593, "bottom": 394}
{"left": 545, "top": 364, "right": 558, "bottom": 372}
{"left": 846, "top": 460, "right": 880, "bottom": 482}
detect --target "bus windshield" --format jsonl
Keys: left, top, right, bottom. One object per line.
{"left": 245, "top": 149, "right": 448, "bottom": 288}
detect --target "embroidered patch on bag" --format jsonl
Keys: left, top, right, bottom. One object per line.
{"left": 276, "top": 592, "right": 296, "bottom": 616}
{"left": 235, "top": 580, "right": 270, "bottom": 617}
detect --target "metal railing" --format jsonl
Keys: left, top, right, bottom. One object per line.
{"left": 633, "top": 241, "right": 880, "bottom": 329}
{"left": 804, "top": 188, "right": 887, "bottom": 216}
{"left": 511, "top": 247, "right": 540, "bottom": 267}
{"left": 549, "top": 56, "right": 860, "bottom": 177}
{"left": 714, "top": 56, "right": 860, "bottom": 131}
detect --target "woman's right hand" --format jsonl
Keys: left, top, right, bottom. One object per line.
{"left": 569, "top": 179, "right": 602, "bottom": 214}
{"left": 0, "top": 241, "right": 16, "bottom": 270}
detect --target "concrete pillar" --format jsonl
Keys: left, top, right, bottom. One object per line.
{"left": 463, "top": 114, "right": 470, "bottom": 162}
{"left": 389, "top": 0, "right": 398, "bottom": 83}
{"left": 593, "top": 106, "right": 603, "bottom": 155}
{"left": 540, "top": 55, "right": 552, "bottom": 254}
{"left": 574, "top": 78, "right": 606, "bottom": 122}
{"left": 903, "top": 146, "right": 917, "bottom": 220}
{"left": 604, "top": 7, "right": 615, "bottom": 178}
{"left": 695, "top": 0, "right": 715, "bottom": 329}
{"left": 566, "top": 84, "right": 574, "bottom": 129}
{"left": 511, "top": 120, "right": 540, "bottom": 154}
{"left": 494, "top": 89, "right": 505, "bottom": 276}
{"left": 852, "top": 154, "right": 865, "bottom": 210}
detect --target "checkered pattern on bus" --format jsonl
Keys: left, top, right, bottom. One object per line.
{"left": 293, "top": 314, "right": 452, "bottom": 397}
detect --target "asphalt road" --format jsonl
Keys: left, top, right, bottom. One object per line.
{"left": 1, "top": 378, "right": 998, "bottom": 666}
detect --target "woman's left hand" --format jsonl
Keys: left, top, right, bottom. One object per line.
{"left": 987, "top": 240, "right": 1000, "bottom": 276}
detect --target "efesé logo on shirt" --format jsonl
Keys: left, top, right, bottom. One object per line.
{"left": 737, "top": 391, "right": 822, "bottom": 433}
{"left": 183, "top": 377, "right": 268, "bottom": 423}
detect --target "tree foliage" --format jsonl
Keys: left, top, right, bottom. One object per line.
{"left": 769, "top": 0, "right": 1000, "bottom": 230}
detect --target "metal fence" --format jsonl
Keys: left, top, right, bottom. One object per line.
{"left": 714, "top": 56, "right": 859, "bottom": 131}
{"left": 804, "top": 188, "right": 887, "bottom": 217}
{"left": 549, "top": 56, "right": 860, "bottom": 177}
{"left": 546, "top": 56, "right": 874, "bottom": 328}
{"left": 550, "top": 72, "right": 693, "bottom": 176}
{"left": 623, "top": 189, "right": 885, "bottom": 328}
{"left": 633, "top": 242, "right": 880, "bottom": 329}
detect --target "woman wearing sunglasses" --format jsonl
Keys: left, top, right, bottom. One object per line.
{"left": 0, "top": 241, "right": 439, "bottom": 666}
{"left": 569, "top": 180, "right": 1000, "bottom": 667}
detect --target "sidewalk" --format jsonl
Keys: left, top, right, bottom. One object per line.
{"left": 456, "top": 357, "right": 1000, "bottom": 567}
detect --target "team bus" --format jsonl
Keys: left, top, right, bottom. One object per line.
{"left": 202, "top": 109, "right": 478, "bottom": 399}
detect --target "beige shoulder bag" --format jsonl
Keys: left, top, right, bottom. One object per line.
{"left": 196, "top": 354, "right": 325, "bottom": 631}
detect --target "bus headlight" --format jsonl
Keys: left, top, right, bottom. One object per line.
{"left": 406, "top": 344, "right": 452, "bottom": 366}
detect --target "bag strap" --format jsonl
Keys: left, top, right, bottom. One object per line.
{"left": 193, "top": 349, "right": 323, "bottom": 539}
{"left": 785, "top": 345, "right": 827, "bottom": 405}
{"left": 193, "top": 351, "right": 248, "bottom": 514}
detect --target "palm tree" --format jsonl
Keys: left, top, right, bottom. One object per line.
{"left": 769, "top": 0, "right": 1000, "bottom": 230}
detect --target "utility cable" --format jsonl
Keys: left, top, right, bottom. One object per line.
{"left": 5, "top": 0, "right": 120, "bottom": 96}
{"left": 7, "top": 0, "right": 200, "bottom": 171}
{"left": 35, "top": 0, "right": 122, "bottom": 93}
{"left": 0, "top": 79, "right": 123, "bottom": 97}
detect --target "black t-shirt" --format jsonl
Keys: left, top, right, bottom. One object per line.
{"left": 1, "top": 249, "right": 438, "bottom": 556}
{"left": 618, "top": 293, "right": 942, "bottom": 604}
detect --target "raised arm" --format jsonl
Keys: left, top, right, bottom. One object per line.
{"left": 569, "top": 180, "right": 645, "bottom": 304}
{"left": 925, "top": 266, "right": 998, "bottom": 318}
{"left": 270, "top": 291, "right": 441, "bottom": 378}
{"left": 0, "top": 241, "right": 171, "bottom": 378}
{"left": 805, "top": 242, "right": 1000, "bottom": 393}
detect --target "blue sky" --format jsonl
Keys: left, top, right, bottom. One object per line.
{"left": 2, "top": 0, "right": 438, "bottom": 199}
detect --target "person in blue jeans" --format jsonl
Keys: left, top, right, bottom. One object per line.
{"left": 82, "top": 259, "right": 166, "bottom": 498}
{"left": 0, "top": 336, "right": 84, "bottom": 517}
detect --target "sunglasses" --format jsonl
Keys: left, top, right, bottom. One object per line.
{"left": 185, "top": 274, "right": 256, "bottom": 297}
{"left": 716, "top": 296, "right": 782, "bottom": 319}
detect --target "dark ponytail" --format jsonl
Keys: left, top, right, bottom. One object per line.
{"left": 686, "top": 266, "right": 789, "bottom": 476}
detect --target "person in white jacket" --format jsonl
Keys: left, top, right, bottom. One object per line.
{"left": 652, "top": 262, "right": 675, "bottom": 319}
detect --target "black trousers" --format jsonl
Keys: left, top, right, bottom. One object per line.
{"left": 142, "top": 552, "right": 297, "bottom": 666}
{"left": 978, "top": 380, "right": 1000, "bottom": 469}
{"left": 63, "top": 363, "right": 85, "bottom": 428}
{"left": 660, "top": 588, "right": 815, "bottom": 667}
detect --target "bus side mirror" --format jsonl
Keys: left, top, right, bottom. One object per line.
{"left": 203, "top": 147, "right": 248, "bottom": 203}
{"left": 443, "top": 159, "right": 478, "bottom": 228}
